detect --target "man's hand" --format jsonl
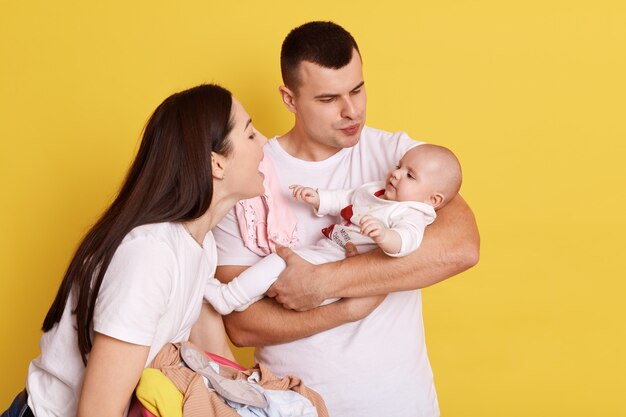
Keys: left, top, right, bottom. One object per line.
{"left": 266, "top": 245, "right": 326, "bottom": 311}
{"left": 267, "top": 243, "right": 361, "bottom": 311}
{"left": 289, "top": 184, "right": 320, "bottom": 210}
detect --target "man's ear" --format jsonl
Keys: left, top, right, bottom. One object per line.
{"left": 279, "top": 85, "right": 297, "bottom": 114}
{"left": 211, "top": 151, "right": 227, "bottom": 180}
{"left": 430, "top": 193, "right": 445, "bottom": 209}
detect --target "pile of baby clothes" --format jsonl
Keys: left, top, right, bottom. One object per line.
{"left": 133, "top": 342, "right": 328, "bottom": 417}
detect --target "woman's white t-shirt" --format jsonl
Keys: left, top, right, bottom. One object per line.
{"left": 26, "top": 222, "right": 215, "bottom": 417}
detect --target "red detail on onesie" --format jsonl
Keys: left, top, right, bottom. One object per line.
{"left": 374, "top": 189, "right": 385, "bottom": 197}
{"left": 322, "top": 225, "right": 335, "bottom": 239}
{"left": 340, "top": 205, "right": 354, "bottom": 223}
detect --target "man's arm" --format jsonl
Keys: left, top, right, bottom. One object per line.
{"left": 216, "top": 254, "right": 385, "bottom": 347}
{"left": 268, "top": 194, "right": 479, "bottom": 310}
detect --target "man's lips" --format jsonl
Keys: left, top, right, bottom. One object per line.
{"left": 341, "top": 124, "right": 360, "bottom": 135}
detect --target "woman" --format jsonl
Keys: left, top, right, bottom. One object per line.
{"left": 2, "top": 84, "right": 267, "bottom": 417}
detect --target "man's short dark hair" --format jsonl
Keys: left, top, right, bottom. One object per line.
{"left": 281, "top": 21, "right": 361, "bottom": 90}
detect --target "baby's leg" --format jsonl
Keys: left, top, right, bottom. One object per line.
{"left": 204, "top": 253, "right": 286, "bottom": 314}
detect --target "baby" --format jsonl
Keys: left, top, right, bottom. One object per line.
{"left": 205, "top": 144, "right": 462, "bottom": 313}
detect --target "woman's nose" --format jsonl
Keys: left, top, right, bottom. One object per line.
{"left": 257, "top": 131, "right": 268, "bottom": 145}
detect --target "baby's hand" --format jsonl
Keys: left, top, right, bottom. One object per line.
{"left": 359, "top": 215, "right": 387, "bottom": 243}
{"left": 289, "top": 185, "right": 320, "bottom": 209}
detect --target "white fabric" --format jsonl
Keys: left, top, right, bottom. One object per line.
{"left": 206, "top": 180, "right": 435, "bottom": 314}
{"left": 26, "top": 223, "right": 217, "bottom": 417}
{"left": 214, "top": 126, "right": 440, "bottom": 417}
{"left": 316, "top": 180, "right": 436, "bottom": 257}
{"left": 227, "top": 385, "right": 318, "bottom": 417}
{"left": 205, "top": 252, "right": 288, "bottom": 314}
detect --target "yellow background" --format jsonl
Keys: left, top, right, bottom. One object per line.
{"left": 1, "top": 1, "right": 625, "bottom": 415}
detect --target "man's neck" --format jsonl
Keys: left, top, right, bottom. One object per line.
{"left": 277, "top": 129, "right": 343, "bottom": 162}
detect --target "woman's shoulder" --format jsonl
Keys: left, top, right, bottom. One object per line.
{"left": 117, "top": 222, "right": 186, "bottom": 258}
{"left": 125, "top": 222, "right": 181, "bottom": 242}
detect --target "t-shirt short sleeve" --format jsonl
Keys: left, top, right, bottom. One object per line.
{"left": 365, "top": 128, "right": 424, "bottom": 177}
{"left": 394, "top": 132, "right": 423, "bottom": 159}
{"left": 93, "top": 235, "right": 176, "bottom": 346}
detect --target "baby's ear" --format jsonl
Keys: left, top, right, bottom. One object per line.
{"left": 429, "top": 192, "right": 445, "bottom": 209}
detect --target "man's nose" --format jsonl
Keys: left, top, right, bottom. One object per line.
{"left": 340, "top": 97, "right": 357, "bottom": 119}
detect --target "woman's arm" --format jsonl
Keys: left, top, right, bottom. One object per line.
{"left": 77, "top": 332, "right": 149, "bottom": 417}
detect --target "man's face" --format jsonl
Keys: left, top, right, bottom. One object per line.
{"left": 290, "top": 50, "right": 367, "bottom": 154}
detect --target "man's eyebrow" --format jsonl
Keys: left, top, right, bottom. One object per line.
{"left": 314, "top": 81, "right": 365, "bottom": 99}
{"left": 314, "top": 92, "right": 339, "bottom": 99}
{"left": 351, "top": 81, "right": 365, "bottom": 92}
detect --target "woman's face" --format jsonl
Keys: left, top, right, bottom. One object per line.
{"left": 224, "top": 98, "right": 267, "bottom": 199}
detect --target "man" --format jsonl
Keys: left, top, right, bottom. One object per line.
{"left": 213, "top": 21, "right": 479, "bottom": 417}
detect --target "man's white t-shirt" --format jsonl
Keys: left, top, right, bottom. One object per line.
{"left": 27, "top": 223, "right": 216, "bottom": 417}
{"left": 214, "top": 126, "right": 440, "bottom": 417}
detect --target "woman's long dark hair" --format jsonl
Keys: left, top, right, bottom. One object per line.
{"left": 42, "top": 84, "right": 234, "bottom": 364}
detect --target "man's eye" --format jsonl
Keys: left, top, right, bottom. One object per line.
{"left": 319, "top": 97, "right": 335, "bottom": 103}
{"left": 350, "top": 89, "right": 361, "bottom": 95}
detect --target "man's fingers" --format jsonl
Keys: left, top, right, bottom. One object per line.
{"left": 274, "top": 295, "right": 294, "bottom": 310}
{"left": 345, "top": 242, "right": 360, "bottom": 258}
{"left": 275, "top": 244, "right": 292, "bottom": 260}
{"left": 266, "top": 283, "right": 277, "bottom": 298}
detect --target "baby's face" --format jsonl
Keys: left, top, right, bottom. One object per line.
{"left": 384, "top": 147, "right": 437, "bottom": 203}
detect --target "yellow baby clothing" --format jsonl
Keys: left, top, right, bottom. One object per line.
{"left": 136, "top": 368, "right": 183, "bottom": 417}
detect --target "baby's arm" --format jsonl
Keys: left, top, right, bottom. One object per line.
{"left": 360, "top": 215, "right": 403, "bottom": 255}
{"left": 291, "top": 184, "right": 357, "bottom": 216}
{"left": 289, "top": 185, "right": 320, "bottom": 210}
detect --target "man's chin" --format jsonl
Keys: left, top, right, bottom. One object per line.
{"left": 340, "top": 128, "right": 363, "bottom": 147}
{"left": 337, "top": 135, "right": 360, "bottom": 149}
